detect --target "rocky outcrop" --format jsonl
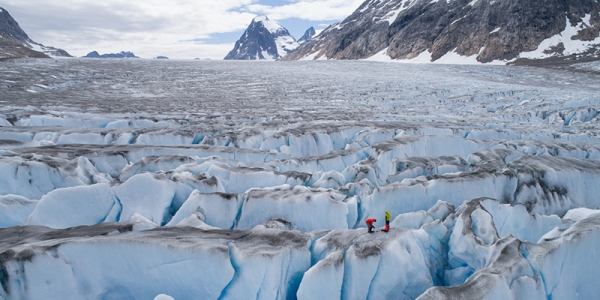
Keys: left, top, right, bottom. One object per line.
{"left": 283, "top": 0, "right": 600, "bottom": 63}
{"left": 0, "top": 7, "right": 71, "bottom": 60}
{"left": 224, "top": 15, "right": 299, "bottom": 60}
{"left": 82, "top": 51, "right": 139, "bottom": 59}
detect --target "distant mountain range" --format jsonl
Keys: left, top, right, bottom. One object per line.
{"left": 82, "top": 51, "right": 139, "bottom": 59}
{"left": 0, "top": 7, "right": 71, "bottom": 60}
{"left": 4, "top": 0, "right": 599, "bottom": 65}
{"left": 284, "top": 0, "right": 600, "bottom": 64}
{"left": 225, "top": 16, "right": 307, "bottom": 60}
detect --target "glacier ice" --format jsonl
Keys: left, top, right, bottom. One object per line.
{"left": 0, "top": 195, "right": 38, "bottom": 227}
{"left": 1, "top": 59, "right": 600, "bottom": 299}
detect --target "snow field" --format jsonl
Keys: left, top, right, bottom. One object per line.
{"left": 1, "top": 59, "right": 600, "bottom": 299}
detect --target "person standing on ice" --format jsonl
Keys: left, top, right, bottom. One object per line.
{"left": 383, "top": 210, "right": 391, "bottom": 232}
{"left": 366, "top": 218, "right": 376, "bottom": 233}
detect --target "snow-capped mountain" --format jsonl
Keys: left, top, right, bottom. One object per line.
{"left": 298, "top": 27, "right": 316, "bottom": 44}
{"left": 284, "top": 0, "right": 600, "bottom": 64}
{"left": 0, "top": 7, "right": 71, "bottom": 60}
{"left": 224, "top": 15, "right": 299, "bottom": 60}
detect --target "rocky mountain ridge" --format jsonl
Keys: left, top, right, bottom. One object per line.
{"left": 0, "top": 7, "right": 71, "bottom": 60}
{"left": 284, "top": 0, "right": 600, "bottom": 64}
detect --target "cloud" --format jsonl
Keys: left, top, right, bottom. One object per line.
{"left": 5, "top": 0, "right": 256, "bottom": 36}
{"left": 243, "top": 0, "right": 365, "bottom": 21}
{"left": 1, "top": 0, "right": 364, "bottom": 59}
{"left": 3, "top": 0, "right": 255, "bottom": 58}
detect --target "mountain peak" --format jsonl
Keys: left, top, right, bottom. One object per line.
{"left": 251, "top": 15, "right": 284, "bottom": 35}
{"left": 224, "top": 16, "right": 299, "bottom": 60}
{"left": 298, "top": 27, "right": 316, "bottom": 44}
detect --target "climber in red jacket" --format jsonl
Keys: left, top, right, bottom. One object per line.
{"left": 366, "top": 218, "right": 376, "bottom": 233}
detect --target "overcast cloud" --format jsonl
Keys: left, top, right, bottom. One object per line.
{"left": 2, "top": 0, "right": 364, "bottom": 59}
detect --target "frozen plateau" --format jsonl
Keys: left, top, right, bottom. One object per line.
{"left": 1, "top": 58, "right": 600, "bottom": 299}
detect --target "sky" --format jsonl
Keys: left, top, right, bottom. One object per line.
{"left": 2, "top": 0, "right": 365, "bottom": 59}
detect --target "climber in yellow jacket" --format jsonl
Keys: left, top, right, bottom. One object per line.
{"left": 383, "top": 210, "right": 391, "bottom": 232}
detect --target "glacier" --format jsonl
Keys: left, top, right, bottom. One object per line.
{"left": 1, "top": 58, "right": 600, "bottom": 299}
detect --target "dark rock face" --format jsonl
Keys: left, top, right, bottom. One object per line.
{"left": 0, "top": 7, "right": 31, "bottom": 44}
{"left": 0, "top": 7, "right": 72, "bottom": 60}
{"left": 83, "top": 51, "right": 139, "bottom": 58}
{"left": 0, "top": 7, "right": 49, "bottom": 60}
{"left": 298, "top": 27, "right": 316, "bottom": 44}
{"left": 224, "top": 15, "right": 299, "bottom": 60}
{"left": 284, "top": 0, "right": 600, "bottom": 63}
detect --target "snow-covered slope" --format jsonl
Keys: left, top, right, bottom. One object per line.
{"left": 0, "top": 7, "right": 71, "bottom": 60}
{"left": 224, "top": 16, "right": 299, "bottom": 60}
{"left": 1, "top": 59, "right": 600, "bottom": 299}
{"left": 284, "top": 0, "right": 600, "bottom": 64}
